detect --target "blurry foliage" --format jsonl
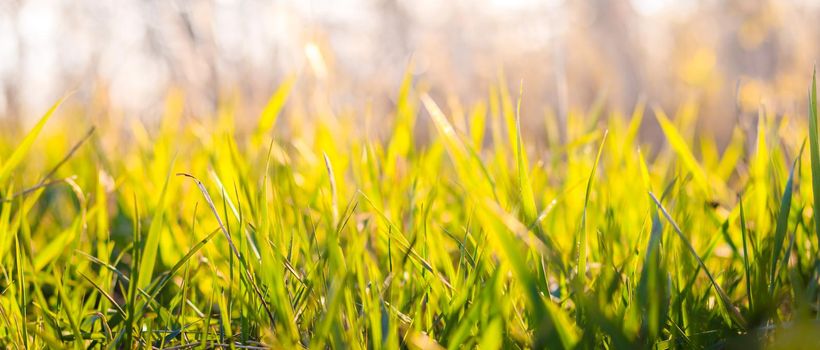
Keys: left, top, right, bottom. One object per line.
{"left": 0, "top": 0, "right": 818, "bottom": 144}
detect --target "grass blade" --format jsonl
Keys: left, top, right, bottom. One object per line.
{"left": 252, "top": 75, "right": 297, "bottom": 145}
{"left": 769, "top": 144, "right": 803, "bottom": 295}
{"left": 649, "top": 192, "right": 746, "bottom": 329}
{"left": 515, "top": 83, "right": 537, "bottom": 223}
{"left": 177, "top": 173, "right": 277, "bottom": 326}
{"left": 738, "top": 194, "right": 754, "bottom": 311}
{"left": 0, "top": 97, "right": 66, "bottom": 183}
{"left": 808, "top": 68, "right": 820, "bottom": 245}
{"left": 576, "top": 130, "right": 608, "bottom": 290}
{"left": 653, "top": 107, "right": 710, "bottom": 195}
{"left": 137, "top": 159, "right": 175, "bottom": 290}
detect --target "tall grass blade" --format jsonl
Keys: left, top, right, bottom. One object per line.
{"left": 137, "top": 159, "right": 175, "bottom": 290}
{"left": 808, "top": 68, "right": 820, "bottom": 245}
{"left": 769, "top": 146, "right": 802, "bottom": 295}
{"left": 738, "top": 194, "right": 753, "bottom": 311}
{"left": 515, "top": 83, "right": 537, "bottom": 222}
{"left": 253, "top": 75, "right": 297, "bottom": 145}
{"left": 576, "top": 130, "right": 608, "bottom": 290}
{"left": 0, "top": 97, "right": 66, "bottom": 182}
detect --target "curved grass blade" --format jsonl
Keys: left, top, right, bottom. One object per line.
{"left": 252, "top": 75, "right": 297, "bottom": 145}
{"left": 514, "top": 82, "right": 537, "bottom": 223}
{"left": 653, "top": 107, "right": 710, "bottom": 195}
{"left": 78, "top": 272, "right": 126, "bottom": 318}
{"left": 177, "top": 173, "right": 276, "bottom": 326}
{"left": 649, "top": 192, "right": 747, "bottom": 329}
{"left": 483, "top": 202, "right": 579, "bottom": 349}
{"left": 135, "top": 228, "right": 221, "bottom": 319}
{"left": 0, "top": 97, "right": 67, "bottom": 183}
{"left": 576, "top": 130, "right": 608, "bottom": 290}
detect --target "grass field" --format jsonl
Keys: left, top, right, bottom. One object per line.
{"left": 1, "top": 70, "right": 820, "bottom": 349}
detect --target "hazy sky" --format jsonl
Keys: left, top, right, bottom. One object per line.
{"left": 1, "top": 0, "right": 818, "bottom": 127}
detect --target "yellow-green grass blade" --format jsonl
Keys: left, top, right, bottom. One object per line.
{"left": 716, "top": 128, "right": 745, "bottom": 181}
{"left": 653, "top": 107, "right": 711, "bottom": 196}
{"left": 769, "top": 144, "right": 803, "bottom": 295}
{"left": 252, "top": 75, "right": 297, "bottom": 146}
{"left": 515, "top": 84, "right": 537, "bottom": 223}
{"left": 809, "top": 68, "right": 820, "bottom": 245}
{"left": 637, "top": 209, "right": 667, "bottom": 342}
{"left": 625, "top": 97, "right": 646, "bottom": 148}
{"left": 177, "top": 173, "right": 277, "bottom": 326}
{"left": 136, "top": 158, "right": 175, "bottom": 290}
{"left": 0, "top": 97, "right": 66, "bottom": 183}
{"left": 133, "top": 228, "right": 221, "bottom": 321}
{"left": 751, "top": 107, "right": 771, "bottom": 238}
{"left": 358, "top": 190, "right": 453, "bottom": 290}
{"left": 421, "top": 93, "right": 496, "bottom": 200}
{"left": 33, "top": 225, "right": 76, "bottom": 271}
{"left": 575, "top": 130, "right": 608, "bottom": 292}
{"left": 479, "top": 200, "right": 578, "bottom": 349}
{"left": 385, "top": 64, "right": 417, "bottom": 178}
{"left": 738, "top": 194, "right": 754, "bottom": 311}
{"left": 78, "top": 272, "right": 126, "bottom": 318}
{"left": 649, "top": 192, "right": 746, "bottom": 329}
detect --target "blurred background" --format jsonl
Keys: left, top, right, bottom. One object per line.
{"left": 0, "top": 0, "right": 818, "bottom": 142}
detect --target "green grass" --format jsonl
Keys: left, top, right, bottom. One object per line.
{"left": 1, "top": 70, "right": 820, "bottom": 349}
